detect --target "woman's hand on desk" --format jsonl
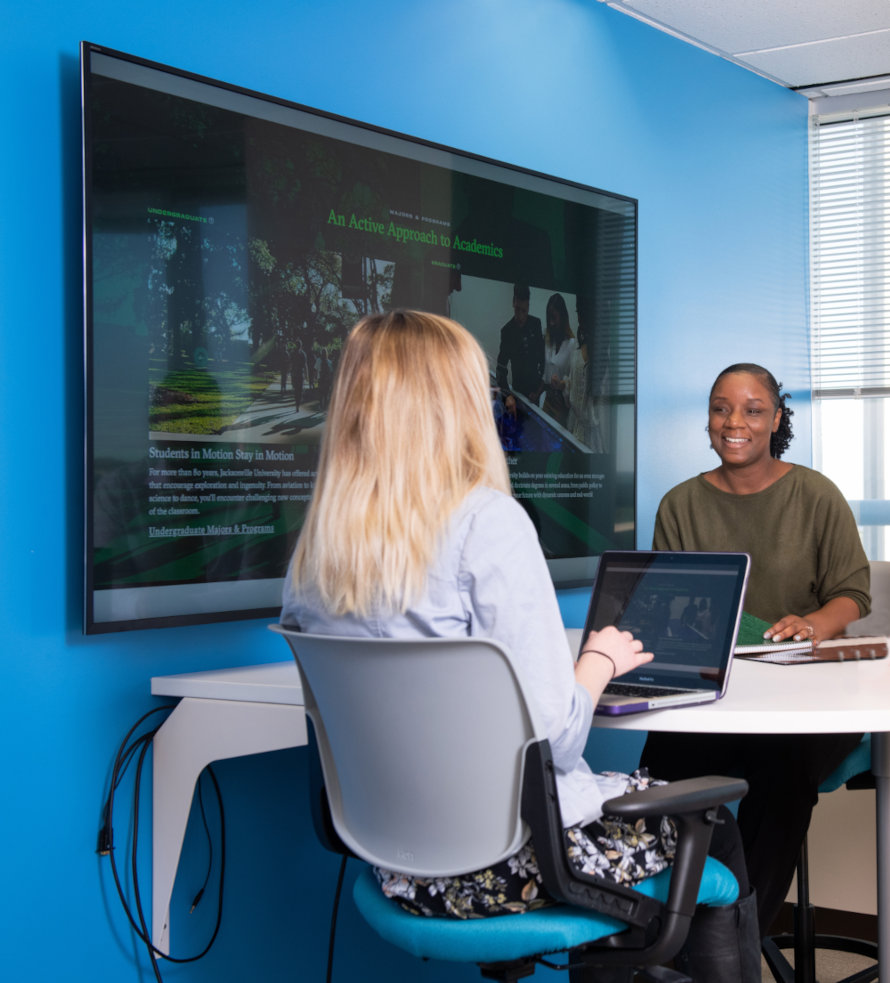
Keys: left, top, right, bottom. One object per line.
{"left": 763, "top": 596, "right": 863, "bottom": 644}
{"left": 575, "top": 626, "right": 653, "bottom": 703}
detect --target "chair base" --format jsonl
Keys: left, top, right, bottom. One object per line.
{"left": 761, "top": 819, "right": 879, "bottom": 983}
{"left": 761, "top": 933, "right": 878, "bottom": 983}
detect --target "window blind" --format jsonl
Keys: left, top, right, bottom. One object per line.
{"left": 810, "top": 111, "right": 890, "bottom": 397}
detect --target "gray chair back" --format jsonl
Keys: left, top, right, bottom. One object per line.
{"left": 849, "top": 560, "right": 890, "bottom": 636}
{"left": 269, "top": 627, "right": 545, "bottom": 877}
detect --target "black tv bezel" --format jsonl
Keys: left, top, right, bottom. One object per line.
{"left": 81, "top": 40, "right": 638, "bottom": 634}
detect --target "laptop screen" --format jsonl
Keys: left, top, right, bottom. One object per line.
{"left": 581, "top": 551, "right": 750, "bottom": 693}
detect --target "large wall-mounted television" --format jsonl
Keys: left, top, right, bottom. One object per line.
{"left": 82, "top": 41, "right": 637, "bottom": 633}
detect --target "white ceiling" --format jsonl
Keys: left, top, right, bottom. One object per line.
{"left": 598, "top": 0, "right": 890, "bottom": 96}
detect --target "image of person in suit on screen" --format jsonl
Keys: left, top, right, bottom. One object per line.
{"left": 495, "top": 283, "right": 544, "bottom": 402}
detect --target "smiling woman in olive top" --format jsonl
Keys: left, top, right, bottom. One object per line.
{"left": 656, "top": 364, "right": 869, "bottom": 642}
{"left": 641, "top": 362, "right": 870, "bottom": 938}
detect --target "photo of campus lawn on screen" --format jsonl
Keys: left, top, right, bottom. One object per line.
{"left": 84, "top": 45, "right": 637, "bottom": 632}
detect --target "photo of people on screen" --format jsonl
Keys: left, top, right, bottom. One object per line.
{"left": 495, "top": 283, "right": 544, "bottom": 402}
{"left": 486, "top": 283, "right": 611, "bottom": 454}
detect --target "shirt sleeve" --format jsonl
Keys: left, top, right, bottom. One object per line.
{"left": 455, "top": 492, "right": 593, "bottom": 778}
{"left": 812, "top": 473, "right": 871, "bottom": 617}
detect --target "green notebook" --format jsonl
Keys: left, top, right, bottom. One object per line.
{"left": 735, "top": 611, "right": 773, "bottom": 647}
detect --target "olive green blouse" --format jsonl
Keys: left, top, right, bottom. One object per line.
{"left": 652, "top": 465, "right": 870, "bottom": 624}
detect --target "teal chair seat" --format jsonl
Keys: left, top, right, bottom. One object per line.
{"left": 354, "top": 855, "right": 739, "bottom": 965}
{"left": 820, "top": 734, "right": 872, "bottom": 791}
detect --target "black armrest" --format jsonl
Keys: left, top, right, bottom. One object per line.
{"left": 521, "top": 739, "right": 748, "bottom": 968}
{"left": 602, "top": 775, "right": 748, "bottom": 819}
{"left": 607, "top": 775, "right": 748, "bottom": 929}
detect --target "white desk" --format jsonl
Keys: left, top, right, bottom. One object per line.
{"left": 151, "top": 634, "right": 890, "bottom": 981}
{"left": 150, "top": 661, "right": 307, "bottom": 953}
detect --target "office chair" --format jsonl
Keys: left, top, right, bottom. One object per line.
{"left": 761, "top": 735, "right": 877, "bottom": 983}
{"left": 761, "top": 562, "right": 888, "bottom": 983}
{"left": 270, "top": 626, "right": 749, "bottom": 982}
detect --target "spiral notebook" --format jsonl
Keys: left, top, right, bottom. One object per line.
{"left": 580, "top": 550, "right": 750, "bottom": 716}
{"left": 733, "top": 612, "right": 888, "bottom": 664}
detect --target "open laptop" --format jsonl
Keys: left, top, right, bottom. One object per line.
{"left": 580, "top": 550, "right": 750, "bottom": 715}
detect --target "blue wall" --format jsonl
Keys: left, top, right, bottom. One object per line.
{"left": 1, "top": 1, "right": 808, "bottom": 979}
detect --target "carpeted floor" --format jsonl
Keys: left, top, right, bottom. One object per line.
{"left": 761, "top": 949, "right": 877, "bottom": 983}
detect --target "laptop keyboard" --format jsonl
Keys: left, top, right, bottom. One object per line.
{"left": 605, "top": 683, "right": 691, "bottom": 698}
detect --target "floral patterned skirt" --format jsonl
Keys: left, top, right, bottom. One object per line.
{"left": 374, "top": 770, "right": 678, "bottom": 919}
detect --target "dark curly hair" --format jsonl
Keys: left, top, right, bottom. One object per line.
{"left": 710, "top": 363, "right": 794, "bottom": 459}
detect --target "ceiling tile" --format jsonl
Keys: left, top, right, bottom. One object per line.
{"left": 602, "top": 0, "right": 890, "bottom": 89}
{"left": 738, "top": 30, "right": 890, "bottom": 88}
{"left": 610, "top": 0, "right": 890, "bottom": 54}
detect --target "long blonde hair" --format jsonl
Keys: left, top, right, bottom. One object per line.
{"left": 291, "top": 309, "right": 512, "bottom": 615}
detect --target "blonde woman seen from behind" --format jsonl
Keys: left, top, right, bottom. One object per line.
{"left": 290, "top": 308, "right": 511, "bottom": 618}
{"left": 281, "top": 310, "right": 758, "bottom": 982}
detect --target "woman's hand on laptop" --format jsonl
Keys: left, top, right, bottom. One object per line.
{"left": 575, "top": 626, "right": 654, "bottom": 702}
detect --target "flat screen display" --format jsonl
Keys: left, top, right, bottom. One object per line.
{"left": 82, "top": 42, "right": 637, "bottom": 633}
